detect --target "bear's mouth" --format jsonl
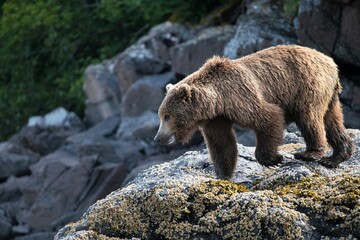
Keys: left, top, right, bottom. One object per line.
{"left": 154, "top": 132, "right": 177, "bottom": 146}
{"left": 165, "top": 134, "right": 176, "bottom": 146}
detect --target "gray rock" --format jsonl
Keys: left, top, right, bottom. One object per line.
{"left": 0, "top": 210, "right": 12, "bottom": 240}
{"left": 296, "top": 0, "right": 339, "bottom": 55}
{"left": 84, "top": 99, "right": 121, "bottom": 127}
{"left": 117, "top": 110, "right": 159, "bottom": 141}
{"left": 236, "top": 129, "right": 256, "bottom": 147}
{"left": 296, "top": 0, "right": 360, "bottom": 68}
{"left": 20, "top": 145, "right": 95, "bottom": 231}
{"left": 224, "top": 0, "right": 296, "bottom": 59}
{"left": 352, "top": 85, "right": 360, "bottom": 111}
{"left": 333, "top": 0, "right": 360, "bottom": 68}
{"left": 137, "top": 21, "right": 193, "bottom": 62}
{"left": 9, "top": 126, "right": 80, "bottom": 155}
{"left": 10, "top": 108, "right": 83, "bottom": 155}
{"left": 0, "top": 176, "right": 22, "bottom": 202}
{"left": 83, "top": 64, "right": 122, "bottom": 125}
{"left": 343, "top": 105, "right": 360, "bottom": 129}
{"left": 340, "top": 77, "right": 354, "bottom": 106}
{"left": 0, "top": 152, "right": 38, "bottom": 179}
{"left": 28, "top": 107, "right": 83, "bottom": 130}
{"left": 171, "top": 25, "right": 235, "bottom": 76}
{"left": 12, "top": 224, "right": 30, "bottom": 236}
{"left": 55, "top": 129, "right": 360, "bottom": 239}
{"left": 75, "top": 163, "right": 127, "bottom": 212}
{"left": 121, "top": 72, "right": 174, "bottom": 117}
{"left": 79, "top": 139, "right": 145, "bottom": 166}
{"left": 112, "top": 22, "right": 191, "bottom": 95}
{"left": 122, "top": 147, "right": 198, "bottom": 187}
{"left": 14, "top": 232, "right": 55, "bottom": 240}
{"left": 50, "top": 212, "right": 82, "bottom": 232}
{"left": 66, "top": 115, "right": 121, "bottom": 145}
{"left": 0, "top": 143, "right": 39, "bottom": 179}
{"left": 113, "top": 46, "right": 168, "bottom": 95}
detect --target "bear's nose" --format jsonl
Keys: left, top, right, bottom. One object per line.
{"left": 154, "top": 134, "right": 160, "bottom": 143}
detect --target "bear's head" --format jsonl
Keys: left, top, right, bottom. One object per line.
{"left": 154, "top": 83, "right": 199, "bottom": 145}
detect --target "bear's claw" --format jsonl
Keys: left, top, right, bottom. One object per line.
{"left": 258, "top": 155, "right": 283, "bottom": 167}
{"left": 318, "top": 154, "right": 349, "bottom": 168}
{"left": 294, "top": 150, "right": 326, "bottom": 162}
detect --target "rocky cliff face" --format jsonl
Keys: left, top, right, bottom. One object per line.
{"left": 55, "top": 129, "right": 360, "bottom": 239}
{"left": 0, "top": 0, "right": 360, "bottom": 239}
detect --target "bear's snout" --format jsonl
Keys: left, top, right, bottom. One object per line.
{"left": 154, "top": 132, "right": 176, "bottom": 146}
{"left": 153, "top": 134, "right": 161, "bottom": 143}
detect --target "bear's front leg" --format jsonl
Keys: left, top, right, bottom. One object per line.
{"left": 201, "top": 116, "right": 238, "bottom": 180}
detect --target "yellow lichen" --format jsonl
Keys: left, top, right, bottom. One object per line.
{"left": 58, "top": 173, "right": 360, "bottom": 239}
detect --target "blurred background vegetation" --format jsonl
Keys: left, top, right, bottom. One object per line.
{"left": 0, "top": 0, "right": 230, "bottom": 140}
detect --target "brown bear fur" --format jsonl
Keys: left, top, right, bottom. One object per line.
{"left": 154, "top": 45, "right": 354, "bottom": 180}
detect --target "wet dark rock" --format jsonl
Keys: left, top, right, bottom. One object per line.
{"left": 0, "top": 210, "right": 12, "bottom": 240}
{"left": 296, "top": 0, "right": 360, "bottom": 67}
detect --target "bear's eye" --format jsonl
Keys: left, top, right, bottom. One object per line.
{"left": 164, "top": 114, "right": 170, "bottom": 121}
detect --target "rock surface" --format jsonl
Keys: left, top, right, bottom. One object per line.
{"left": 171, "top": 25, "right": 235, "bottom": 76}
{"left": 296, "top": 0, "right": 360, "bottom": 68}
{"left": 83, "top": 64, "right": 122, "bottom": 125}
{"left": 224, "top": 0, "right": 296, "bottom": 59}
{"left": 56, "top": 129, "right": 360, "bottom": 239}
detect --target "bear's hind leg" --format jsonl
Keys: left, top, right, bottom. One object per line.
{"left": 319, "top": 95, "right": 354, "bottom": 168}
{"left": 253, "top": 103, "right": 284, "bottom": 166}
{"left": 294, "top": 112, "right": 327, "bottom": 161}
{"left": 201, "top": 116, "right": 237, "bottom": 180}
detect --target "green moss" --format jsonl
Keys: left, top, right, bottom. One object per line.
{"left": 282, "top": 0, "right": 299, "bottom": 19}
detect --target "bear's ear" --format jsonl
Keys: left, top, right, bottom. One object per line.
{"left": 176, "top": 84, "right": 193, "bottom": 103}
{"left": 166, "top": 84, "right": 174, "bottom": 94}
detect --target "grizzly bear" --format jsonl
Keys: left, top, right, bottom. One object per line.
{"left": 154, "top": 45, "right": 354, "bottom": 180}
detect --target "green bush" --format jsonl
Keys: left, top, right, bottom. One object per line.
{"left": 0, "top": 0, "right": 230, "bottom": 140}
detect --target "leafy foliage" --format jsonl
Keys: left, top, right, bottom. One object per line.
{"left": 0, "top": 0, "right": 229, "bottom": 140}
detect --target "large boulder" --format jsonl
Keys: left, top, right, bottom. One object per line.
{"left": 113, "top": 46, "right": 169, "bottom": 94}
{"left": 55, "top": 129, "right": 360, "bottom": 239}
{"left": 171, "top": 25, "right": 235, "bottom": 76}
{"left": 296, "top": 0, "right": 360, "bottom": 69}
{"left": 83, "top": 22, "right": 191, "bottom": 126}
{"left": 19, "top": 145, "right": 95, "bottom": 231}
{"left": 137, "top": 21, "right": 193, "bottom": 63}
{"left": 112, "top": 22, "right": 192, "bottom": 95}
{"left": 116, "top": 110, "right": 159, "bottom": 141}
{"left": 83, "top": 64, "right": 122, "bottom": 125}
{"left": 116, "top": 72, "right": 175, "bottom": 141}
{"left": 10, "top": 108, "right": 83, "bottom": 155}
{"left": 0, "top": 143, "right": 39, "bottom": 179}
{"left": 224, "top": 0, "right": 296, "bottom": 59}
{"left": 121, "top": 72, "right": 174, "bottom": 117}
